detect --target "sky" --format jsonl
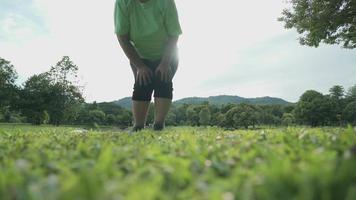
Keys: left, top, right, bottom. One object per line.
{"left": 0, "top": 0, "right": 355, "bottom": 103}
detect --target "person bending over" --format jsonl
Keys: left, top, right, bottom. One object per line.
{"left": 114, "top": 0, "right": 182, "bottom": 131}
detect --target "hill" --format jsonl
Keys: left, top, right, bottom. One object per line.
{"left": 174, "top": 95, "right": 291, "bottom": 106}
{"left": 113, "top": 95, "right": 292, "bottom": 110}
{"left": 113, "top": 97, "right": 132, "bottom": 110}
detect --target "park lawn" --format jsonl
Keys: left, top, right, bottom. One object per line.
{"left": 0, "top": 125, "right": 356, "bottom": 200}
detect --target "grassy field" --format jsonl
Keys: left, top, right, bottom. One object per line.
{"left": 0, "top": 124, "right": 356, "bottom": 200}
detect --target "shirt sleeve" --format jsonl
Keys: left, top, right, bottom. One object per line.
{"left": 114, "top": 0, "right": 130, "bottom": 36}
{"left": 164, "top": 0, "right": 182, "bottom": 36}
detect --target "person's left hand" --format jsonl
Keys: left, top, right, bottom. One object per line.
{"left": 155, "top": 62, "right": 172, "bottom": 83}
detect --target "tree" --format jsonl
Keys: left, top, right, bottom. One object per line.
{"left": 0, "top": 58, "right": 19, "bottom": 109}
{"left": 89, "top": 110, "right": 106, "bottom": 124}
{"left": 21, "top": 73, "right": 53, "bottom": 125}
{"left": 342, "top": 101, "right": 356, "bottom": 125}
{"left": 223, "top": 104, "right": 259, "bottom": 129}
{"left": 186, "top": 106, "right": 199, "bottom": 126}
{"left": 346, "top": 84, "right": 356, "bottom": 102}
{"left": 328, "top": 85, "right": 346, "bottom": 125}
{"left": 329, "top": 85, "right": 345, "bottom": 100}
{"left": 166, "top": 112, "right": 177, "bottom": 126}
{"left": 294, "top": 90, "right": 331, "bottom": 126}
{"left": 117, "top": 110, "right": 132, "bottom": 127}
{"left": 47, "top": 56, "right": 84, "bottom": 125}
{"left": 20, "top": 56, "right": 83, "bottom": 125}
{"left": 106, "top": 114, "right": 117, "bottom": 125}
{"left": 175, "top": 104, "right": 189, "bottom": 125}
{"left": 216, "top": 113, "right": 226, "bottom": 127}
{"left": 279, "top": 0, "right": 356, "bottom": 48}
{"left": 282, "top": 113, "right": 295, "bottom": 126}
{"left": 199, "top": 107, "right": 211, "bottom": 126}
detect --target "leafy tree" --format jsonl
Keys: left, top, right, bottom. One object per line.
{"left": 224, "top": 104, "right": 259, "bottom": 129}
{"left": 89, "top": 101, "right": 99, "bottom": 110}
{"left": 199, "top": 107, "right": 211, "bottom": 126}
{"left": 216, "top": 113, "right": 226, "bottom": 127}
{"left": 257, "top": 105, "right": 283, "bottom": 126}
{"left": 21, "top": 73, "right": 53, "bottom": 125}
{"left": 342, "top": 101, "right": 356, "bottom": 125}
{"left": 329, "top": 85, "right": 345, "bottom": 100}
{"left": 106, "top": 114, "right": 117, "bottom": 125}
{"left": 175, "top": 104, "right": 189, "bottom": 125}
{"left": 328, "top": 85, "right": 346, "bottom": 125}
{"left": 282, "top": 113, "right": 295, "bottom": 126}
{"left": 346, "top": 84, "right": 356, "bottom": 102}
{"left": 166, "top": 112, "right": 177, "bottom": 126}
{"left": 117, "top": 110, "right": 132, "bottom": 127}
{"left": 98, "top": 102, "right": 125, "bottom": 115}
{"left": 221, "top": 103, "right": 235, "bottom": 113}
{"left": 294, "top": 90, "right": 331, "bottom": 126}
{"left": 89, "top": 110, "right": 106, "bottom": 124}
{"left": 280, "top": 0, "right": 356, "bottom": 48}
{"left": 283, "top": 104, "right": 296, "bottom": 113}
{"left": 20, "top": 56, "right": 83, "bottom": 125}
{"left": 47, "top": 56, "right": 84, "bottom": 125}
{"left": 0, "top": 58, "right": 19, "bottom": 109}
{"left": 75, "top": 104, "right": 91, "bottom": 124}
{"left": 4, "top": 109, "right": 11, "bottom": 122}
{"left": 186, "top": 106, "right": 199, "bottom": 126}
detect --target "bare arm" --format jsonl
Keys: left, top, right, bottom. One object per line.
{"left": 116, "top": 34, "right": 153, "bottom": 85}
{"left": 155, "top": 36, "right": 179, "bottom": 82}
{"left": 116, "top": 34, "right": 146, "bottom": 69}
{"left": 160, "top": 36, "right": 179, "bottom": 66}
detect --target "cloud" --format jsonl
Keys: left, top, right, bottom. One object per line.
{"left": 0, "top": 0, "right": 355, "bottom": 103}
{"left": 0, "top": 0, "right": 48, "bottom": 42}
{"left": 199, "top": 32, "right": 356, "bottom": 102}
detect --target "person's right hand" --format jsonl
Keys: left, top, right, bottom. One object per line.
{"left": 136, "top": 66, "right": 153, "bottom": 86}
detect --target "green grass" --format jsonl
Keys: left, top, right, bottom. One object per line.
{"left": 0, "top": 125, "right": 356, "bottom": 200}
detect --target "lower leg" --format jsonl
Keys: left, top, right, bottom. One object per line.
{"left": 132, "top": 100, "right": 150, "bottom": 129}
{"left": 154, "top": 97, "right": 172, "bottom": 128}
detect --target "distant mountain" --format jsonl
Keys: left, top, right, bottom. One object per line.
{"left": 174, "top": 95, "right": 291, "bottom": 106}
{"left": 113, "top": 95, "right": 292, "bottom": 110}
{"left": 113, "top": 97, "right": 132, "bottom": 110}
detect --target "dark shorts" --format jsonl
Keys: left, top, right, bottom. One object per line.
{"left": 131, "top": 57, "right": 178, "bottom": 101}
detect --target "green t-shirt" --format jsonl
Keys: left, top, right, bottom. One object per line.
{"left": 114, "top": 0, "right": 182, "bottom": 61}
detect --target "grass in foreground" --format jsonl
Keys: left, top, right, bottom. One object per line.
{"left": 0, "top": 125, "right": 356, "bottom": 200}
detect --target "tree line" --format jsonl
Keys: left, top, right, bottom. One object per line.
{"left": 0, "top": 56, "right": 131, "bottom": 128}
{"left": 1, "top": 57, "right": 355, "bottom": 128}
{"left": 164, "top": 85, "right": 356, "bottom": 128}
